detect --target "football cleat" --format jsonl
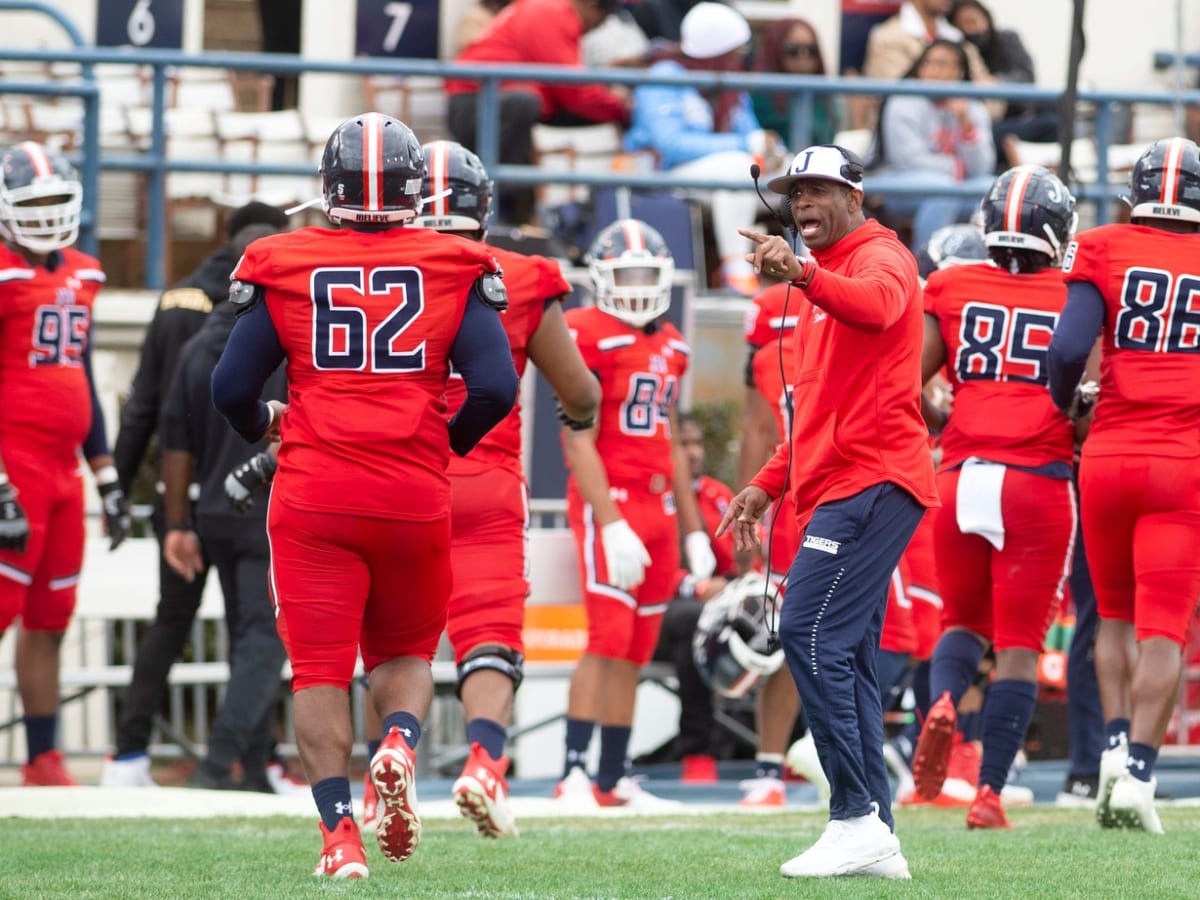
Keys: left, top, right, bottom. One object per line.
{"left": 21, "top": 749, "right": 78, "bottom": 786}
{"left": 1055, "top": 775, "right": 1099, "bottom": 808}
{"left": 313, "top": 817, "right": 369, "bottom": 879}
{"left": 100, "top": 754, "right": 159, "bottom": 788}
{"left": 553, "top": 766, "right": 598, "bottom": 806}
{"left": 1096, "top": 742, "right": 1129, "bottom": 828}
{"left": 1106, "top": 773, "right": 1164, "bottom": 834}
{"left": 966, "top": 784, "right": 1013, "bottom": 830}
{"left": 369, "top": 726, "right": 422, "bottom": 862}
{"left": 911, "top": 692, "right": 958, "bottom": 801}
{"left": 265, "top": 761, "right": 309, "bottom": 797}
{"left": 592, "top": 775, "right": 682, "bottom": 810}
{"left": 452, "top": 742, "right": 519, "bottom": 838}
{"left": 737, "top": 776, "right": 787, "bottom": 808}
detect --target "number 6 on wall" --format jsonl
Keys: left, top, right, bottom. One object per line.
{"left": 311, "top": 266, "right": 426, "bottom": 372}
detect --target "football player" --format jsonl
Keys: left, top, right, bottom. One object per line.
{"left": 405, "top": 139, "right": 598, "bottom": 838}
{"left": 0, "top": 141, "right": 131, "bottom": 787}
{"left": 210, "top": 113, "right": 518, "bottom": 877}
{"left": 555, "top": 218, "right": 714, "bottom": 808}
{"left": 1048, "top": 137, "right": 1200, "bottom": 834}
{"left": 916, "top": 164, "right": 1078, "bottom": 829}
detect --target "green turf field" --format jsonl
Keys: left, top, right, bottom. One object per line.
{"left": 5, "top": 806, "right": 1196, "bottom": 898}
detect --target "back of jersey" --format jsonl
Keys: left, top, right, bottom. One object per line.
{"left": 1063, "top": 223, "right": 1200, "bottom": 458}
{"left": 235, "top": 226, "right": 497, "bottom": 519}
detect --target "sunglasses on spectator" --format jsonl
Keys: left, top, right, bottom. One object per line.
{"left": 782, "top": 43, "right": 819, "bottom": 58}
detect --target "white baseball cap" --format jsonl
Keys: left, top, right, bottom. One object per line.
{"left": 680, "top": 2, "right": 751, "bottom": 60}
{"left": 768, "top": 145, "right": 866, "bottom": 195}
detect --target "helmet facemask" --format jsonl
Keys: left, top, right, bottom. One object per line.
{"left": 0, "top": 176, "right": 82, "bottom": 253}
{"left": 590, "top": 257, "right": 674, "bottom": 327}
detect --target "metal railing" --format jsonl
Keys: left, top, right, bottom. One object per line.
{"left": 4, "top": 7, "right": 1200, "bottom": 288}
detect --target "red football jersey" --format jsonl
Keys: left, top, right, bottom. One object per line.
{"left": 1062, "top": 223, "right": 1200, "bottom": 458}
{"left": 695, "top": 473, "right": 736, "bottom": 578}
{"left": 564, "top": 306, "right": 689, "bottom": 490}
{"left": 743, "top": 282, "right": 803, "bottom": 348}
{"left": 0, "top": 246, "right": 104, "bottom": 456}
{"left": 924, "top": 262, "right": 1074, "bottom": 470}
{"left": 751, "top": 337, "right": 794, "bottom": 443}
{"left": 234, "top": 226, "right": 499, "bottom": 519}
{"left": 446, "top": 246, "right": 569, "bottom": 478}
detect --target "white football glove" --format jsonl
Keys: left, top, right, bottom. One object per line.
{"left": 684, "top": 530, "right": 717, "bottom": 579}
{"left": 601, "top": 520, "right": 651, "bottom": 591}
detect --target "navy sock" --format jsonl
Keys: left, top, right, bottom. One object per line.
{"left": 928, "top": 631, "right": 985, "bottom": 712}
{"left": 467, "top": 717, "right": 509, "bottom": 761}
{"left": 900, "top": 661, "right": 932, "bottom": 754}
{"left": 366, "top": 739, "right": 381, "bottom": 761}
{"left": 563, "top": 718, "right": 594, "bottom": 777}
{"left": 312, "top": 776, "right": 354, "bottom": 831}
{"left": 1126, "top": 742, "right": 1158, "bottom": 782}
{"left": 382, "top": 711, "right": 422, "bottom": 749}
{"left": 24, "top": 714, "right": 56, "bottom": 761}
{"left": 115, "top": 751, "right": 148, "bottom": 763}
{"left": 754, "top": 754, "right": 783, "bottom": 780}
{"left": 1105, "top": 718, "right": 1130, "bottom": 750}
{"left": 596, "top": 725, "right": 631, "bottom": 792}
{"left": 979, "top": 679, "right": 1038, "bottom": 792}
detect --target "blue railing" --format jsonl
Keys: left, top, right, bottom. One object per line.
{"left": 4, "top": 30, "right": 1199, "bottom": 288}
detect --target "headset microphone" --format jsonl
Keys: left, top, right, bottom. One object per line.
{"left": 750, "top": 163, "right": 795, "bottom": 240}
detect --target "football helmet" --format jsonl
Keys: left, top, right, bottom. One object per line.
{"left": 413, "top": 140, "right": 494, "bottom": 236}
{"left": 692, "top": 574, "right": 785, "bottom": 699}
{"left": 319, "top": 113, "right": 424, "bottom": 226}
{"left": 586, "top": 218, "right": 674, "bottom": 327}
{"left": 0, "top": 141, "right": 83, "bottom": 253}
{"left": 916, "top": 223, "right": 988, "bottom": 279}
{"left": 1127, "top": 137, "right": 1200, "bottom": 223}
{"left": 980, "top": 164, "right": 1076, "bottom": 262}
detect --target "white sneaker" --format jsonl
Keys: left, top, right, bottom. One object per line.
{"left": 737, "top": 776, "right": 786, "bottom": 808}
{"left": 595, "top": 776, "right": 682, "bottom": 810}
{"left": 1000, "top": 783, "right": 1034, "bottom": 807}
{"left": 553, "top": 766, "right": 597, "bottom": 807}
{"left": 266, "top": 762, "right": 310, "bottom": 797}
{"left": 100, "top": 754, "right": 158, "bottom": 788}
{"left": 786, "top": 733, "right": 831, "bottom": 806}
{"left": 1097, "top": 743, "right": 1129, "bottom": 828}
{"left": 1107, "top": 773, "right": 1165, "bottom": 834}
{"left": 781, "top": 806, "right": 902, "bottom": 878}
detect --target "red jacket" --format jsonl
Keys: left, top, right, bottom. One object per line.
{"left": 750, "top": 219, "right": 939, "bottom": 531}
{"left": 445, "top": 0, "right": 628, "bottom": 124}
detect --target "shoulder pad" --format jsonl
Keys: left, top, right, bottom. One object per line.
{"left": 228, "top": 279, "right": 264, "bottom": 317}
{"left": 159, "top": 287, "right": 213, "bottom": 313}
{"left": 475, "top": 269, "right": 508, "bottom": 312}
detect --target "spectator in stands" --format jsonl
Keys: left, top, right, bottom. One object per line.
{"left": 446, "top": 0, "right": 631, "bottom": 227}
{"left": 750, "top": 18, "right": 838, "bottom": 150}
{"left": 626, "top": 0, "right": 710, "bottom": 43}
{"left": 160, "top": 292, "right": 289, "bottom": 793}
{"left": 454, "top": 0, "right": 515, "bottom": 54}
{"left": 949, "top": 0, "right": 1058, "bottom": 169}
{"left": 867, "top": 39, "right": 995, "bottom": 252}
{"left": 864, "top": 0, "right": 990, "bottom": 85}
{"left": 650, "top": 413, "right": 744, "bottom": 783}
{"left": 624, "top": 2, "right": 786, "bottom": 296}
{"left": 101, "top": 202, "right": 289, "bottom": 790}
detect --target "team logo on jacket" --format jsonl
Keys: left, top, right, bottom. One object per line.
{"left": 802, "top": 534, "right": 840, "bottom": 555}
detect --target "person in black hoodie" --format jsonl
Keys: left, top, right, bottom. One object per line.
{"left": 101, "top": 202, "right": 288, "bottom": 788}
{"left": 159, "top": 298, "right": 289, "bottom": 790}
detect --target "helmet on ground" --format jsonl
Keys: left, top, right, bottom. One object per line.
{"left": 413, "top": 140, "right": 494, "bottom": 236}
{"left": 320, "top": 113, "right": 424, "bottom": 226}
{"left": 980, "top": 164, "right": 1076, "bottom": 262}
{"left": 586, "top": 218, "right": 674, "bottom": 327}
{"left": 1127, "top": 137, "right": 1200, "bottom": 223}
{"left": 0, "top": 141, "right": 83, "bottom": 252}
{"left": 692, "top": 574, "right": 785, "bottom": 699}
{"left": 916, "top": 223, "right": 988, "bottom": 279}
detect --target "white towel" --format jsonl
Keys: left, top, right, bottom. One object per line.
{"left": 956, "top": 457, "right": 1006, "bottom": 551}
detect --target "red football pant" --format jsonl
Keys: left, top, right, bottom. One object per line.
{"left": 1080, "top": 453, "right": 1200, "bottom": 645}
{"left": 567, "top": 481, "right": 680, "bottom": 665}
{"left": 267, "top": 497, "right": 451, "bottom": 691}
{"left": 0, "top": 448, "right": 84, "bottom": 633}
{"left": 934, "top": 467, "right": 1075, "bottom": 652}
{"left": 446, "top": 468, "right": 528, "bottom": 660}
